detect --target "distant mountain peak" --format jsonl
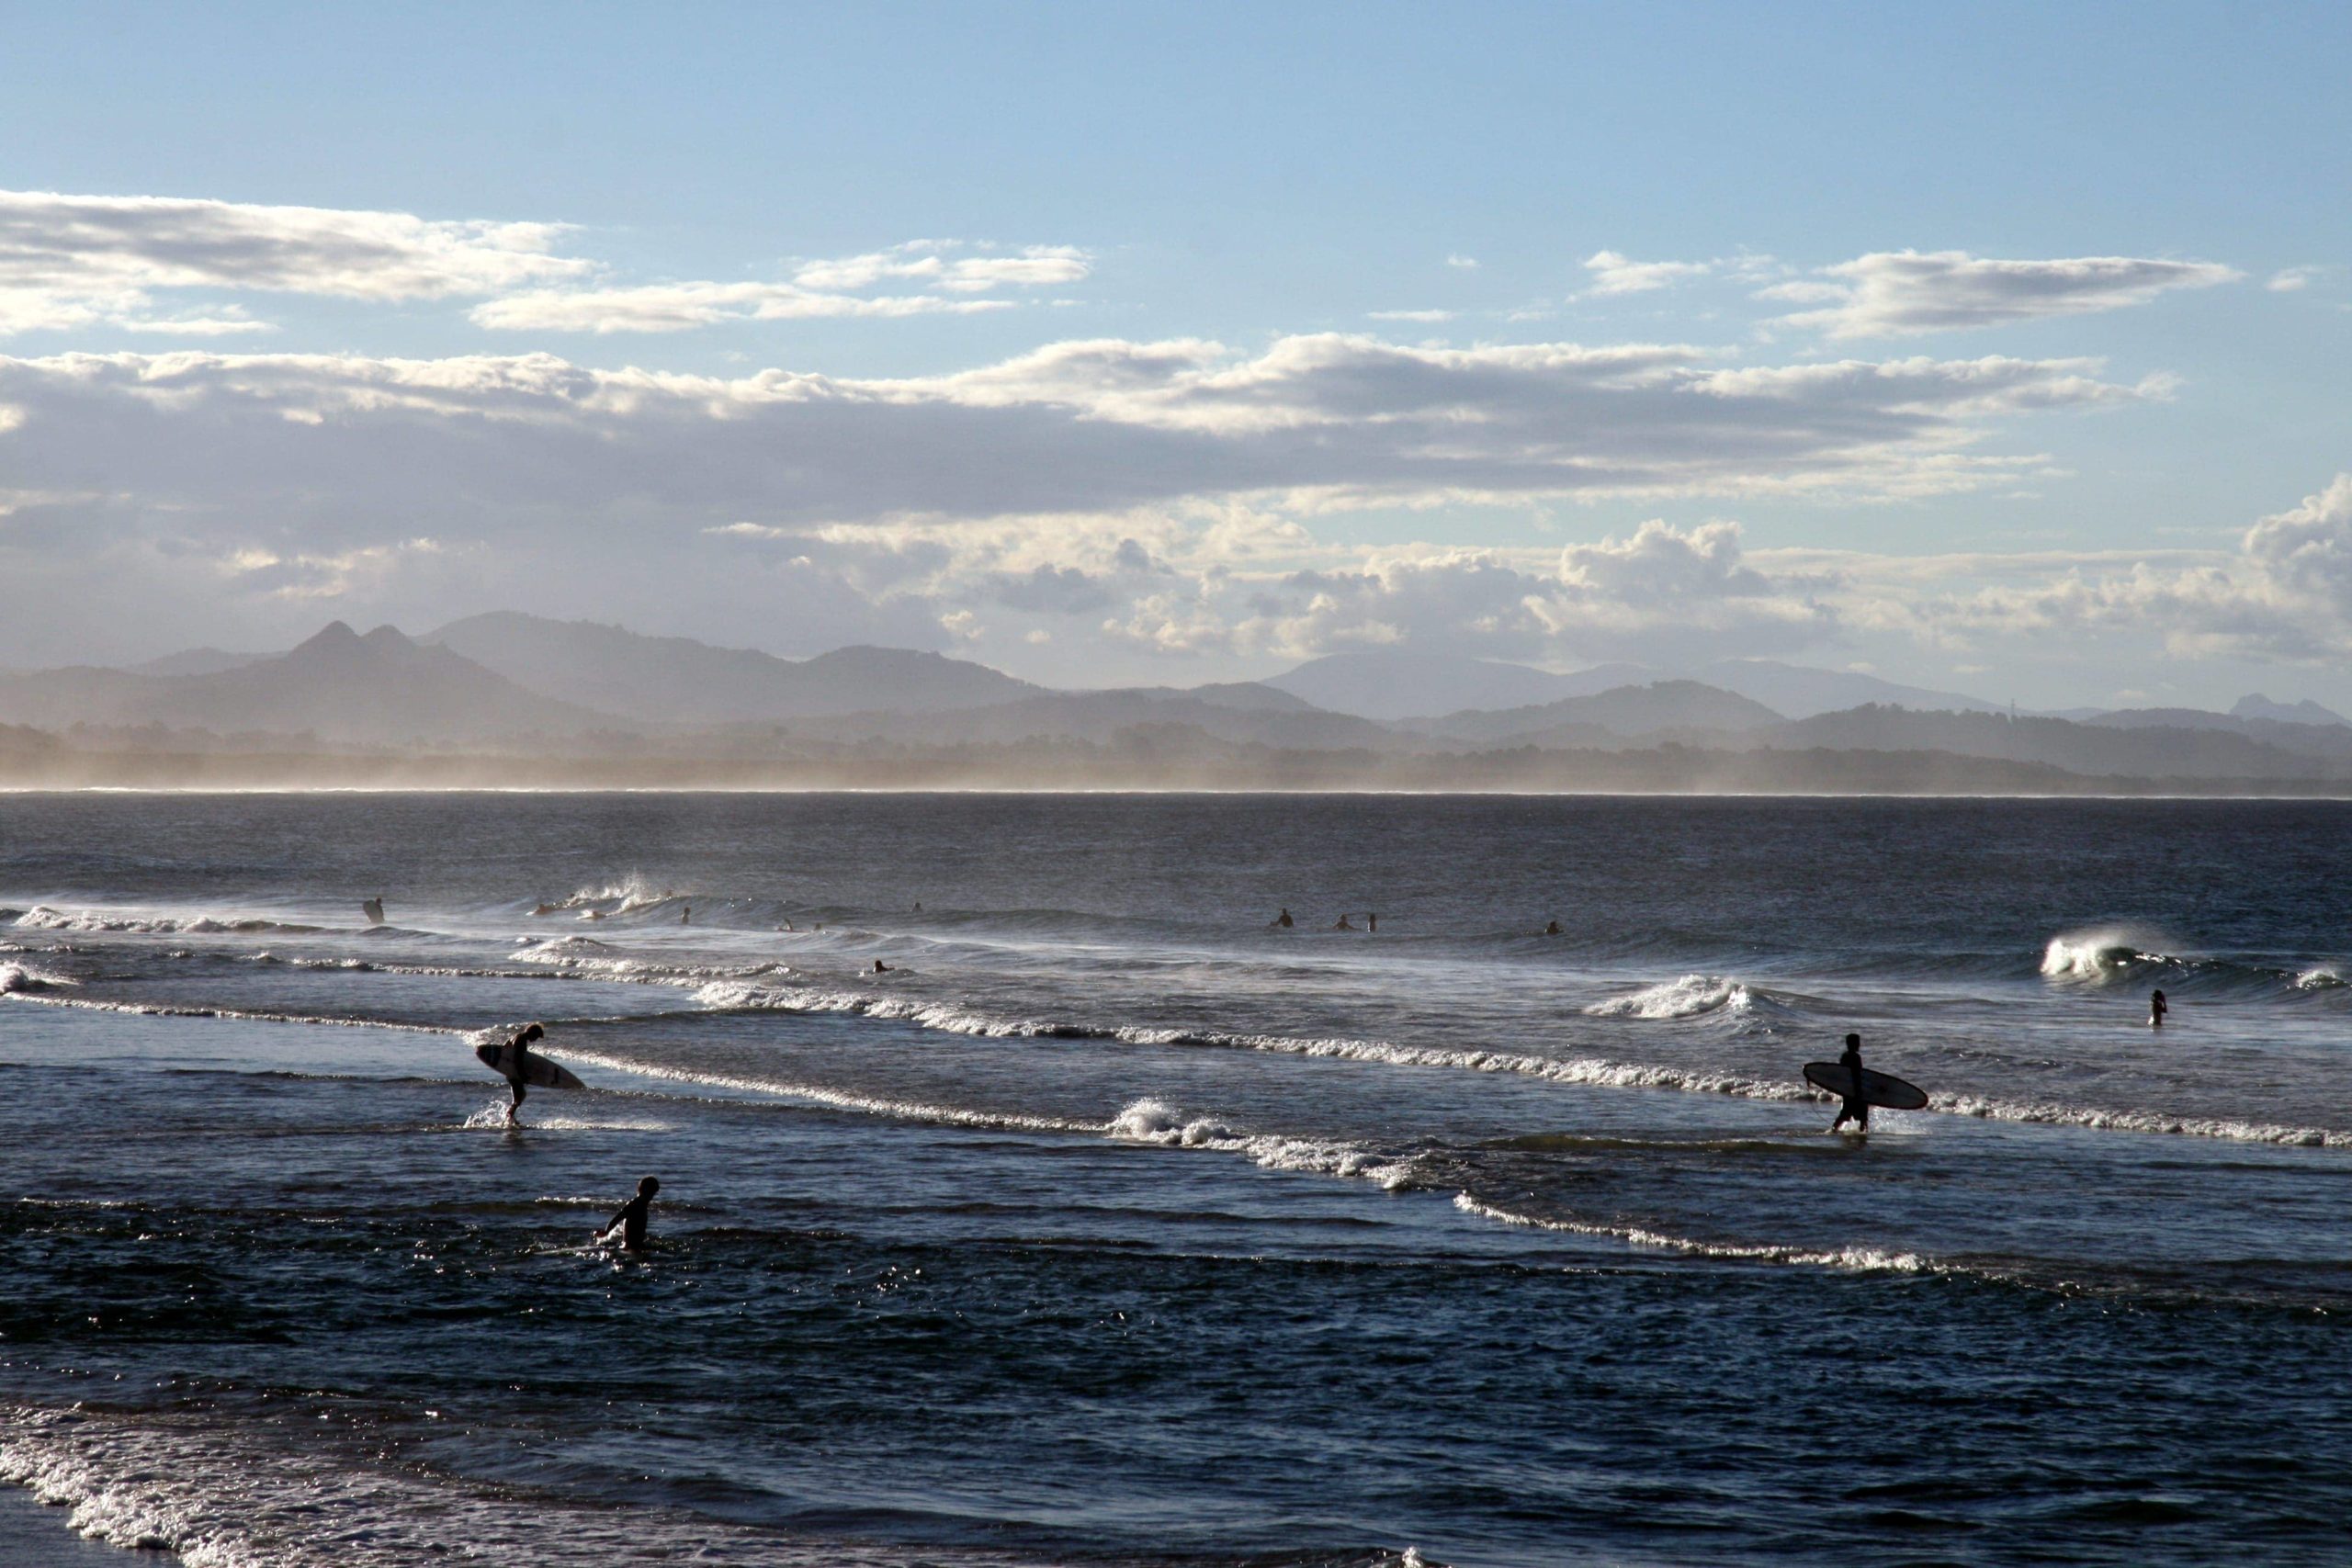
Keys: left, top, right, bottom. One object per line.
{"left": 2232, "top": 693, "right": 2350, "bottom": 728}
{"left": 300, "top": 620, "right": 362, "bottom": 649}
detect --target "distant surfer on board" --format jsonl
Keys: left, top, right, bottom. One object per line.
{"left": 362, "top": 897, "right": 385, "bottom": 927}
{"left": 596, "top": 1176, "right": 660, "bottom": 1252}
{"left": 2150, "top": 988, "right": 2168, "bottom": 1028}
{"left": 1828, "top": 1033, "right": 1870, "bottom": 1134}
{"left": 500, "top": 1022, "right": 546, "bottom": 1126}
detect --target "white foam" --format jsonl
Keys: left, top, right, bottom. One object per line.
{"left": 1453, "top": 1193, "right": 1933, "bottom": 1274}
{"left": 1109, "top": 1098, "right": 1414, "bottom": 1186}
{"left": 0, "top": 988, "right": 457, "bottom": 1034}
{"left": 1929, "top": 1090, "right": 2348, "bottom": 1147}
{"left": 537, "top": 1043, "right": 1092, "bottom": 1133}
{"left": 548, "top": 874, "right": 681, "bottom": 915}
{"left": 2295, "top": 966, "right": 2346, "bottom": 990}
{"left": 1584, "top": 974, "right": 1752, "bottom": 1020}
{"left": 0, "top": 961, "right": 76, "bottom": 993}
{"left": 0, "top": 1403, "right": 929, "bottom": 1567}
{"left": 11, "top": 904, "right": 312, "bottom": 936}
{"left": 2040, "top": 929, "right": 2150, "bottom": 982}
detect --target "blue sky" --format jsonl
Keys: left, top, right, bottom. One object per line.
{"left": 3, "top": 0, "right": 2347, "bottom": 708}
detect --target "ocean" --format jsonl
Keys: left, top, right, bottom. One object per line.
{"left": 1, "top": 792, "right": 2346, "bottom": 1566}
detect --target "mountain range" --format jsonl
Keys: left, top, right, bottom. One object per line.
{"left": 2, "top": 612, "right": 2346, "bottom": 788}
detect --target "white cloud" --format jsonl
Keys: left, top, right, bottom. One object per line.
{"left": 471, "top": 282, "right": 1012, "bottom": 333}
{"left": 1770, "top": 250, "right": 2240, "bottom": 338}
{"left": 0, "top": 336, "right": 2161, "bottom": 669}
{"left": 1367, "top": 309, "right": 1455, "bottom": 322}
{"left": 791, "top": 241, "right": 1090, "bottom": 294}
{"left": 1446, "top": 254, "right": 1480, "bottom": 270}
{"left": 0, "top": 189, "right": 589, "bottom": 335}
{"left": 1921, "top": 475, "right": 2352, "bottom": 660}
{"left": 1582, "top": 249, "right": 1713, "bottom": 297}
{"left": 475, "top": 240, "right": 1091, "bottom": 333}
{"left": 1105, "top": 520, "right": 1836, "bottom": 663}
{"left": 2267, "top": 265, "right": 2329, "bottom": 293}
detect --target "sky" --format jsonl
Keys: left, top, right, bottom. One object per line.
{"left": 3, "top": 0, "right": 2348, "bottom": 710}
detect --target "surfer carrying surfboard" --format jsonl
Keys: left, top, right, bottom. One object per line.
{"left": 1828, "top": 1033, "right": 1870, "bottom": 1134}
{"left": 501, "top": 1022, "right": 546, "bottom": 1125}
{"left": 1803, "top": 1033, "right": 1928, "bottom": 1133}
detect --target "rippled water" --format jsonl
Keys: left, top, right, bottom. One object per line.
{"left": 2, "top": 793, "right": 2348, "bottom": 1565}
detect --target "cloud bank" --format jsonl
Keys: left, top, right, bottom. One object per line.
{"left": 1766, "top": 250, "right": 2238, "bottom": 338}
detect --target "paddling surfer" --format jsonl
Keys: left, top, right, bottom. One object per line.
{"left": 597, "top": 1175, "right": 660, "bottom": 1252}
{"left": 1828, "top": 1032, "right": 1871, "bottom": 1134}
{"left": 501, "top": 1022, "right": 546, "bottom": 1126}
{"left": 2150, "top": 988, "right": 2168, "bottom": 1029}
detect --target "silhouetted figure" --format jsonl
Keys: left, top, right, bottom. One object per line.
{"left": 2150, "top": 988, "right": 2168, "bottom": 1029}
{"left": 681, "top": 905, "right": 691, "bottom": 925}
{"left": 1333, "top": 914, "right": 1356, "bottom": 931}
{"left": 362, "top": 897, "right": 385, "bottom": 927}
{"left": 597, "top": 1175, "right": 660, "bottom": 1252}
{"left": 1367, "top": 912, "right": 1378, "bottom": 933}
{"left": 1272, "top": 908, "right": 1294, "bottom": 929}
{"left": 874, "top": 959, "right": 892, "bottom": 974}
{"left": 1828, "top": 1032, "right": 1870, "bottom": 1134}
{"left": 501, "top": 1022, "right": 546, "bottom": 1127}
{"left": 913, "top": 901, "right": 922, "bottom": 913}
{"left": 1544, "top": 919, "right": 1562, "bottom": 936}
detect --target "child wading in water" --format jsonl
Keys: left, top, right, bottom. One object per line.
{"left": 597, "top": 1176, "right": 661, "bottom": 1251}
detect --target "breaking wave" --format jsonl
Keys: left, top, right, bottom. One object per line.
{"left": 12, "top": 905, "right": 319, "bottom": 935}
{"left": 0, "top": 961, "right": 76, "bottom": 993}
{"left": 1109, "top": 1098, "right": 1414, "bottom": 1185}
{"left": 1584, "top": 974, "right": 1754, "bottom": 1020}
{"left": 1453, "top": 1194, "right": 1935, "bottom": 1274}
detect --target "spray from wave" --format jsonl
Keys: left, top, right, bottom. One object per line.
{"left": 1584, "top": 975, "right": 1753, "bottom": 1020}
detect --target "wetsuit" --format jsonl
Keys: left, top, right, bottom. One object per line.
{"left": 605, "top": 1192, "right": 652, "bottom": 1250}
{"left": 506, "top": 1032, "right": 536, "bottom": 1117}
{"left": 1832, "top": 1045, "right": 1869, "bottom": 1131}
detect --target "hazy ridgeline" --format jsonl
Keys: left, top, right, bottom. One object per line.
{"left": 3, "top": 615, "right": 2347, "bottom": 795}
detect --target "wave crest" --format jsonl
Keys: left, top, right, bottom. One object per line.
{"left": 1584, "top": 974, "right": 1752, "bottom": 1020}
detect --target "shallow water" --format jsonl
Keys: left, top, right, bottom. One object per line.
{"left": 2, "top": 793, "right": 2347, "bottom": 1565}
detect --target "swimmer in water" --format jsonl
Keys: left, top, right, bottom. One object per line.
{"left": 1272, "top": 908, "right": 1294, "bottom": 929}
{"left": 2150, "top": 988, "right": 2168, "bottom": 1028}
{"left": 1544, "top": 919, "right": 1562, "bottom": 936}
{"left": 874, "top": 959, "right": 892, "bottom": 974}
{"left": 1333, "top": 913, "right": 1357, "bottom": 931}
{"left": 596, "top": 1176, "right": 660, "bottom": 1252}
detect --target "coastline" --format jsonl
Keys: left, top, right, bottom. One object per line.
{"left": 0, "top": 1482, "right": 161, "bottom": 1565}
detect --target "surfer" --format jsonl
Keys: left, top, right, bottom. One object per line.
{"left": 1544, "top": 919, "right": 1562, "bottom": 935}
{"left": 2150, "top": 988, "right": 2168, "bottom": 1028}
{"left": 1272, "top": 908, "right": 1294, "bottom": 929}
{"left": 501, "top": 1022, "right": 546, "bottom": 1126}
{"left": 1828, "top": 1032, "right": 1870, "bottom": 1134}
{"left": 1333, "top": 914, "right": 1357, "bottom": 931}
{"left": 1367, "top": 912, "right": 1378, "bottom": 933}
{"left": 596, "top": 1176, "right": 660, "bottom": 1252}
{"left": 681, "top": 904, "right": 691, "bottom": 925}
{"left": 362, "top": 897, "right": 384, "bottom": 927}
{"left": 873, "top": 959, "right": 892, "bottom": 974}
